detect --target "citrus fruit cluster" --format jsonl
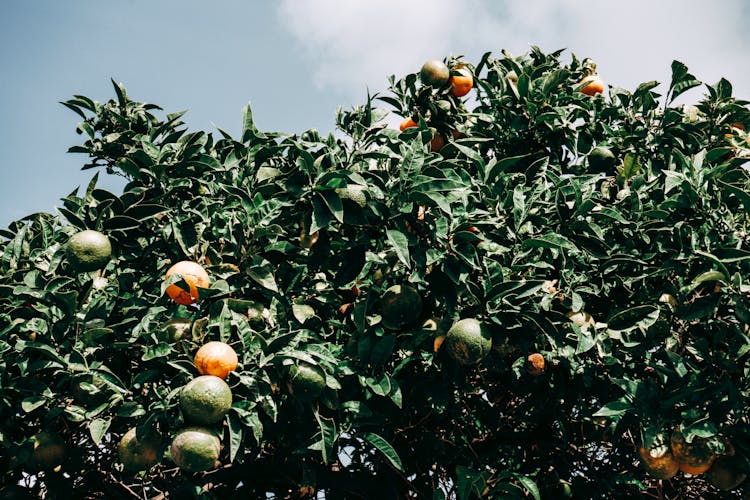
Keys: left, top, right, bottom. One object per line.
{"left": 398, "top": 59, "right": 475, "bottom": 151}
{"left": 639, "top": 431, "right": 746, "bottom": 491}
{"left": 4, "top": 46, "right": 750, "bottom": 497}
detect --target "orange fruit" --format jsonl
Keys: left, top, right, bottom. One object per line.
{"left": 450, "top": 66, "right": 473, "bottom": 97}
{"left": 670, "top": 431, "right": 715, "bottom": 475}
{"left": 165, "top": 261, "right": 210, "bottom": 305}
{"left": 420, "top": 60, "right": 450, "bottom": 87}
{"left": 430, "top": 131, "right": 446, "bottom": 152}
{"left": 580, "top": 74, "right": 604, "bottom": 96}
{"left": 194, "top": 341, "right": 238, "bottom": 380}
{"left": 526, "top": 353, "right": 546, "bottom": 376}
{"left": 399, "top": 117, "right": 418, "bottom": 131}
{"left": 638, "top": 445, "right": 679, "bottom": 480}
{"left": 433, "top": 335, "right": 445, "bottom": 353}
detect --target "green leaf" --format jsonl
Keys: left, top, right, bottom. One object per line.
{"left": 141, "top": 343, "right": 172, "bottom": 361}
{"left": 513, "top": 474, "right": 541, "bottom": 500}
{"left": 227, "top": 411, "right": 243, "bottom": 463}
{"left": 88, "top": 417, "right": 111, "bottom": 445}
{"left": 317, "top": 190, "right": 344, "bottom": 224}
{"left": 362, "top": 432, "right": 403, "bottom": 471}
{"left": 248, "top": 257, "right": 279, "bottom": 293}
{"left": 21, "top": 396, "right": 46, "bottom": 413}
{"left": 668, "top": 60, "right": 702, "bottom": 103}
{"left": 292, "top": 303, "right": 316, "bottom": 324}
{"left": 485, "top": 153, "right": 531, "bottom": 181}
{"left": 456, "top": 465, "right": 488, "bottom": 500}
{"left": 593, "top": 400, "right": 632, "bottom": 417}
{"left": 386, "top": 229, "right": 410, "bottom": 268}
{"left": 312, "top": 409, "right": 336, "bottom": 464}
{"left": 241, "top": 102, "right": 266, "bottom": 142}
{"left": 522, "top": 233, "right": 579, "bottom": 252}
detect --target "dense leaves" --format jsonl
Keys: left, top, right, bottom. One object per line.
{"left": 1, "top": 48, "right": 750, "bottom": 498}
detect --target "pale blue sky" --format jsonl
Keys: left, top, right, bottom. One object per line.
{"left": 2, "top": 1, "right": 749, "bottom": 227}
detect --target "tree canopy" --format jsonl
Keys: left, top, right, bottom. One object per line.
{"left": 1, "top": 47, "right": 750, "bottom": 498}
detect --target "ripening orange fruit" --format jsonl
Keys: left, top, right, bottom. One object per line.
{"left": 638, "top": 445, "right": 679, "bottom": 480}
{"left": 420, "top": 60, "right": 450, "bottom": 87}
{"left": 433, "top": 335, "right": 445, "bottom": 353}
{"left": 526, "top": 353, "right": 546, "bottom": 376}
{"left": 194, "top": 341, "right": 239, "bottom": 380}
{"left": 430, "top": 130, "right": 446, "bottom": 152}
{"left": 670, "top": 431, "right": 716, "bottom": 475}
{"left": 165, "top": 261, "right": 210, "bottom": 305}
{"left": 399, "top": 117, "right": 418, "bottom": 131}
{"left": 580, "top": 74, "right": 604, "bottom": 96}
{"left": 450, "top": 66, "right": 473, "bottom": 97}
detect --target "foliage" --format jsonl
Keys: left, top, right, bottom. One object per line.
{"left": 1, "top": 47, "right": 750, "bottom": 498}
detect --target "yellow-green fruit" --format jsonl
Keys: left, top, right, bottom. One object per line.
{"left": 71, "top": 373, "right": 110, "bottom": 405}
{"left": 179, "top": 375, "right": 232, "bottom": 425}
{"left": 587, "top": 146, "right": 617, "bottom": 172}
{"left": 420, "top": 60, "right": 450, "bottom": 87}
{"left": 66, "top": 230, "right": 112, "bottom": 272}
{"left": 288, "top": 362, "right": 326, "bottom": 402}
{"left": 380, "top": 284, "right": 423, "bottom": 330}
{"left": 118, "top": 427, "right": 160, "bottom": 471}
{"left": 31, "top": 432, "right": 66, "bottom": 469}
{"left": 161, "top": 318, "right": 192, "bottom": 342}
{"left": 444, "top": 318, "right": 492, "bottom": 365}
{"left": 336, "top": 185, "right": 368, "bottom": 208}
{"left": 170, "top": 426, "right": 221, "bottom": 473}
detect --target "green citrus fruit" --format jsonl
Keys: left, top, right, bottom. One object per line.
{"left": 247, "top": 301, "right": 269, "bottom": 330}
{"left": 161, "top": 318, "right": 192, "bottom": 342}
{"left": 118, "top": 427, "right": 160, "bottom": 471}
{"left": 179, "top": 375, "right": 232, "bottom": 425}
{"left": 587, "top": 146, "right": 617, "bottom": 172}
{"left": 71, "top": 373, "right": 110, "bottom": 404}
{"left": 335, "top": 184, "right": 368, "bottom": 208}
{"left": 288, "top": 362, "right": 326, "bottom": 402}
{"left": 32, "top": 431, "right": 66, "bottom": 469}
{"left": 170, "top": 426, "right": 221, "bottom": 473}
{"left": 444, "top": 318, "right": 492, "bottom": 365}
{"left": 420, "top": 60, "right": 450, "bottom": 87}
{"left": 380, "top": 284, "right": 423, "bottom": 330}
{"left": 228, "top": 299, "right": 269, "bottom": 330}
{"left": 66, "top": 230, "right": 112, "bottom": 272}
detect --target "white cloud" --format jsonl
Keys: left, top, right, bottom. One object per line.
{"left": 276, "top": 0, "right": 468, "bottom": 96}
{"left": 277, "top": 0, "right": 750, "bottom": 103}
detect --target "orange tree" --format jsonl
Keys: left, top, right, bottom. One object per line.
{"left": 1, "top": 46, "right": 750, "bottom": 498}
